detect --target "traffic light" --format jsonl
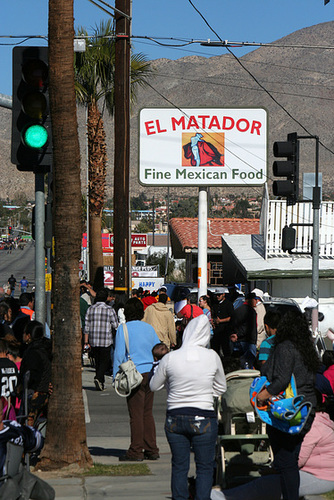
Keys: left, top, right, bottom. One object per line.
{"left": 11, "top": 46, "right": 52, "bottom": 171}
{"left": 282, "top": 225, "right": 296, "bottom": 253}
{"left": 8, "top": 226, "right": 12, "bottom": 235}
{"left": 272, "top": 132, "right": 299, "bottom": 206}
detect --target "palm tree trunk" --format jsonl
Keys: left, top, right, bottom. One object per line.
{"left": 40, "top": 0, "right": 92, "bottom": 469}
{"left": 87, "top": 101, "right": 106, "bottom": 287}
{"left": 89, "top": 213, "right": 104, "bottom": 288}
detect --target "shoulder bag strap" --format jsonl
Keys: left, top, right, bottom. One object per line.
{"left": 123, "top": 323, "right": 131, "bottom": 358}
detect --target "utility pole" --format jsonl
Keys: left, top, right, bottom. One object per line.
{"left": 114, "top": 0, "right": 131, "bottom": 297}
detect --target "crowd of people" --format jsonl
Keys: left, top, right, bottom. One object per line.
{"left": 80, "top": 281, "right": 334, "bottom": 500}
{"left": 0, "top": 273, "right": 332, "bottom": 500}
{"left": 0, "top": 287, "right": 52, "bottom": 424}
{"left": 0, "top": 276, "right": 54, "bottom": 496}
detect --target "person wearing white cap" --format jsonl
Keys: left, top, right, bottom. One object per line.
{"left": 251, "top": 288, "right": 267, "bottom": 349}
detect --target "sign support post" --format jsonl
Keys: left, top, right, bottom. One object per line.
{"left": 198, "top": 187, "right": 208, "bottom": 298}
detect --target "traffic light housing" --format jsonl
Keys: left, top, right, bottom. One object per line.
{"left": 11, "top": 46, "right": 52, "bottom": 171}
{"left": 273, "top": 132, "right": 299, "bottom": 206}
{"left": 282, "top": 225, "right": 296, "bottom": 253}
{"left": 8, "top": 226, "right": 12, "bottom": 235}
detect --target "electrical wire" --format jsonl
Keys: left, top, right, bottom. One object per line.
{"left": 150, "top": 72, "right": 334, "bottom": 102}
{"left": 186, "top": 0, "right": 334, "bottom": 156}
{"left": 145, "top": 75, "right": 334, "bottom": 233}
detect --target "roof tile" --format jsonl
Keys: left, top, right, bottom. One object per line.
{"left": 170, "top": 217, "right": 259, "bottom": 250}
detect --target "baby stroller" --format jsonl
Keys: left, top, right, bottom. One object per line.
{"left": 215, "top": 369, "right": 273, "bottom": 489}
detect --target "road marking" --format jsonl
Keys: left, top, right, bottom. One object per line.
{"left": 82, "top": 388, "right": 91, "bottom": 423}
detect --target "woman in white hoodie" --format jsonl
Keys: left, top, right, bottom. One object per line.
{"left": 150, "top": 314, "right": 226, "bottom": 500}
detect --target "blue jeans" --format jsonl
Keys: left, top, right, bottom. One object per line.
{"left": 165, "top": 413, "right": 218, "bottom": 500}
{"left": 267, "top": 425, "right": 303, "bottom": 500}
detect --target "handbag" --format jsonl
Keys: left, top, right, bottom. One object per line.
{"left": 249, "top": 374, "right": 312, "bottom": 434}
{"left": 114, "top": 323, "right": 143, "bottom": 397}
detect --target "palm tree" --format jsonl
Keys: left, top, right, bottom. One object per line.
{"left": 75, "top": 20, "right": 151, "bottom": 286}
{"left": 40, "top": 0, "right": 92, "bottom": 469}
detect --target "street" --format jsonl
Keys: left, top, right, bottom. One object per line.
{"left": 0, "top": 241, "right": 35, "bottom": 295}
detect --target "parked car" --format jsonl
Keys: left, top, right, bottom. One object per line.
{"left": 262, "top": 295, "right": 301, "bottom": 317}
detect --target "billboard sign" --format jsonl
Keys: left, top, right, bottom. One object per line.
{"left": 104, "top": 266, "right": 160, "bottom": 288}
{"left": 139, "top": 107, "right": 267, "bottom": 186}
{"left": 132, "top": 277, "right": 165, "bottom": 293}
{"left": 82, "top": 233, "right": 147, "bottom": 249}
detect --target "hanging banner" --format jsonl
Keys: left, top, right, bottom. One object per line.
{"left": 139, "top": 107, "right": 267, "bottom": 186}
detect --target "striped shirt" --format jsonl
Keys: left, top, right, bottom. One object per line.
{"left": 84, "top": 302, "right": 118, "bottom": 347}
{"left": 258, "top": 334, "right": 276, "bottom": 362}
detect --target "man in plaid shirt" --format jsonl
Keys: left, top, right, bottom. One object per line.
{"left": 84, "top": 288, "right": 118, "bottom": 391}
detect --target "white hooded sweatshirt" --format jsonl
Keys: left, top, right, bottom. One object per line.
{"left": 150, "top": 315, "right": 226, "bottom": 411}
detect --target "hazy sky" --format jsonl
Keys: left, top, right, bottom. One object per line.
{"left": 0, "top": 0, "right": 333, "bottom": 96}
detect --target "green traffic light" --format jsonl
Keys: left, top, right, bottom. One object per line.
{"left": 22, "top": 124, "right": 48, "bottom": 149}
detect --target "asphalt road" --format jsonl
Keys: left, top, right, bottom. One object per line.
{"left": 0, "top": 241, "right": 35, "bottom": 295}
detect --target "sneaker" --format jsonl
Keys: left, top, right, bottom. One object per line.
{"left": 119, "top": 454, "right": 143, "bottom": 462}
{"left": 144, "top": 452, "right": 160, "bottom": 460}
{"left": 94, "top": 378, "right": 104, "bottom": 391}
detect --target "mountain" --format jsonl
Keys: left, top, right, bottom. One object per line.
{"left": 0, "top": 21, "right": 333, "bottom": 201}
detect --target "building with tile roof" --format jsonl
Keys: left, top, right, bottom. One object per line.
{"left": 169, "top": 217, "right": 259, "bottom": 283}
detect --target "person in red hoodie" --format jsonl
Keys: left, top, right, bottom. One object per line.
{"left": 141, "top": 291, "right": 157, "bottom": 310}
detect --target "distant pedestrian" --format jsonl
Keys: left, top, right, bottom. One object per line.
{"left": 177, "top": 293, "right": 203, "bottom": 320}
{"left": 19, "top": 292, "right": 35, "bottom": 320}
{"left": 19, "top": 276, "right": 29, "bottom": 293}
{"left": 230, "top": 292, "right": 257, "bottom": 368}
{"left": 84, "top": 288, "right": 118, "bottom": 391}
{"left": 251, "top": 288, "right": 267, "bottom": 348}
{"left": 7, "top": 275, "right": 16, "bottom": 298}
{"left": 211, "top": 289, "right": 234, "bottom": 357}
{"left": 141, "top": 291, "right": 157, "bottom": 310}
{"left": 143, "top": 293, "right": 176, "bottom": 349}
{"left": 199, "top": 294, "right": 214, "bottom": 337}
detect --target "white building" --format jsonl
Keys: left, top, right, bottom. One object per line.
{"left": 222, "top": 186, "right": 334, "bottom": 336}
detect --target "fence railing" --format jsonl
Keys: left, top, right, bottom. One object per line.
{"left": 266, "top": 200, "right": 334, "bottom": 258}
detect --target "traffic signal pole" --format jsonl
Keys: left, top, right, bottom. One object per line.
{"left": 11, "top": 46, "right": 52, "bottom": 330}
{"left": 311, "top": 137, "right": 320, "bottom": 332}
{"left": 35, "top": 172, "right": 46, "bottom": 324}
{"left": 273, "top": 133, "right": 321, "bottom": 333}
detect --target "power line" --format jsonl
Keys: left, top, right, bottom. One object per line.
{"left": 151, "top": 72, "right": 334, "bottom": 102}
{"left": 186, "top": 0, "right": 334, "bottom": 157}
{"left": 144, "top": 75, "right": 334, "bottom": 233}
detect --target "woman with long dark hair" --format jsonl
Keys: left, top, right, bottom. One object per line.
{"left": 256, "top": 310, "right": 319, "bottom": 500}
